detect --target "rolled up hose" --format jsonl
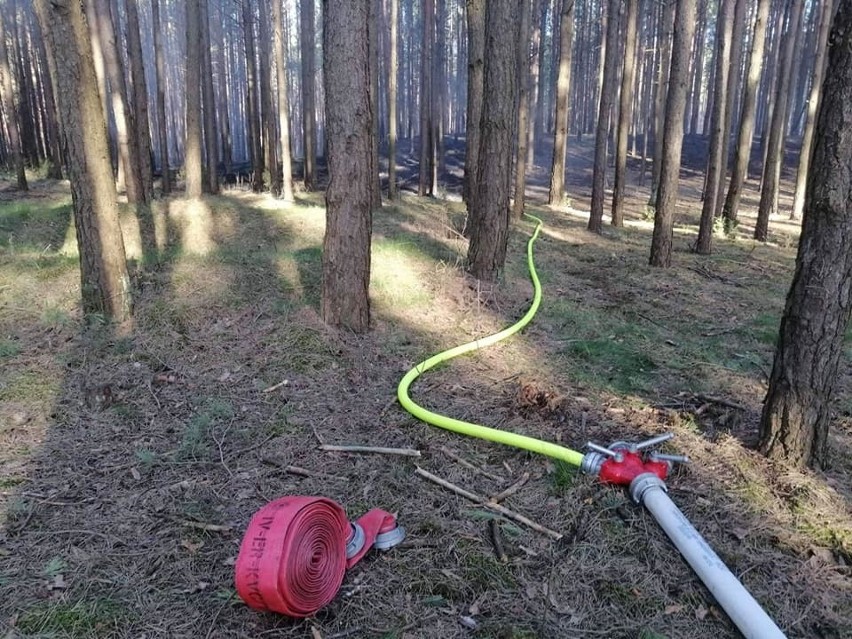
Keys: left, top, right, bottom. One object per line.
{"left": 234, "top": 496, "right": 403, "bottom": 617}
{"left": 397, "top": 212, "right": 584, "bottom": 467}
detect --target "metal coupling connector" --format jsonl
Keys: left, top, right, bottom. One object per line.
{"left": 629, "top": 472, "right": 667, "bottom": 504}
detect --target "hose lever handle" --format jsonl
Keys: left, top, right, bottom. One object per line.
{"left": 586, "top": 442, "right": 624, "bottom": 462}
{"left": 632, "top": 432, "right": 675, "bottom": 451}
{"left": 649, "top": 452, "right": 690, "bottom": 465}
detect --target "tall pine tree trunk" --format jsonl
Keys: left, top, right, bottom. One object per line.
{"left": 467, "top": 0, "right": 519, "bottom": 281}
{"left": 0, "top": 12, "right": 27, "bottom": 191}
{"left": 272, "top": 0, "right": 294, "bottom": 201}
{"left": 755, "top": 0, "right": 804, "bottom": 241}
{"left": 791, "top": 0, "right": 834, "bottom": 221}
{"left": 648, "top": 0, "right": 676, "bottom": 206}
{"left": 463, "top": 0, "right": 484, "bottom": 211}
{"left": 548, "top": 0, "right": 575, "bottom": 206}
{"left": 34, "top": 0, "right": 131, "bottom": 322}
{"left": 200, "top": 0, "right": 219, "bottom": 194}
{"left": 721, "top": 0, "right": 771, "bottom": 232}
{"left": 243, "top": 0, "right": 263, "bottom": 192}
{"left": 649, "top": 0, "right": 697, "bottom": 267}
{"left": 611, "top": 0, "right": 640, "bottom": 227}
{"left": 388, "top": 0, "right": 399, "bottom": 199}
{"left": 759, "top": 0, "right": 852, "bottom": 468}
{"left": 512, "top": 0, "right": 533, "bottom": 219}
{"left": 419, "top": 0, "right": 435, "bottom": 196}
{"left": 185, "top": 0, "right": 204, "bottom": 198}
{"left": 124, "top": 0, "right": 153, "bottom": 201}
{"left": 526, "top": 0, "right": 543, "bottom": 171}
{"left": 152, "top": 0, "right": 171, "bottom": 194}
{"left": 322, "top": 0, "right": 374, "bottom": 332}
{"left": 301, "top": 0, "right": 316, "bottom": 190}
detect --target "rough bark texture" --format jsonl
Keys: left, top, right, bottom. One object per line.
{"left": 696, "top": 0, "right": 734, "bottom": 254}
{"left": 611, "top": 0, "right": 639, "bottom": 227}
{"left": 721, "top": 0, "right": 771, "bottom": 231}
{"left": 419, "top": 0, "right": 435, "bottom": 196}
{"left": 526, "top": 0, "right": 543, "bottom": 171}
{"left": 199, "top": 0, "right": 219, "bottom": 194}
{"left": 467, "top": 0, "right": 519, "bottom": 281}
{"left": 259, "top": 3, "right": 275, "bottom": 197}
{"left": 791, "top": 0, "right": 834, "bottom": 220}
{"left": 649, "top": 0, "right": 697, "bottom": 267}
{"left": 588, "top": 0, "right": 621, "bottom": 233}
{"left": 369, "top": 0, "right": 382, "bottom": 208}
{"left": 463, "top": 0, "right": 484, "bottom": 210}
{"left": 649, "top": 0, "right": 676, "bottom": 206}
{"left": 185, "top": 0, "right": 203, "bottom": 198}
{"left": 34, "top": 0, "right": 131, "bottom": 322}
{"left": 548, "top": 0, "right": 575, "bottom": 206}
{"left": 755, "top": 0, "right": 805, "bottom": 240}
{"left": 759, "top": 0, "right": 852, "bottom": 468}
{"left": 388, "top": 0, "right": 399, "bottom": 199}
{"left": 0, "top": 11, "right": 27, "bottom": 190}
{"left": 301, "top": 0, "right": 316, "bottom": 191}
{"left": 243, "top": 0, "right": 263, "bottom": 192}
{"left": 272, "top": 0, "right": 294, "bottom": 201}
{"left": 151, "top": 0, "right": 170, "bottom": 193}
{"left": 123, "top": 0, "right": 153, "bottom": 201}
{"left": 512, "top": 0, "right": 533, "bottom": 219}
{"left": 322, "top": 0, "right": 374, "bottom": 333}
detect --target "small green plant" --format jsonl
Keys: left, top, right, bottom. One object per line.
{"left": 16, "top": 598, "right": 125, "bottom": 636}
{"left": 43, "top": 556, "right": 67, "bottom": 578}
{"left": 135, "top": 448, "right": 157, "bottom": 465}
{"left": 551, "top": 459, "right": 577, "bottom": 492}
{"left": 178, "top": 398, "right": 234, "bottom": 460}
{"left": 0, "top": 338, "right": 21, "bottom": 359}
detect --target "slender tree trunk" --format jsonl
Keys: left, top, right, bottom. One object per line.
{"left": 322, "top": 0, "right": 373, "bottom": 332}
{"left": 759, "top": 0, "right": 852, "bottom": 468}
{"left": 388, "top": 0, "right": 399, "bottom": 199}
{"left": 648, "top": 0, "right": 676, "bottom": 206}
{"left": 588, "top": 0, "right": 621, "bottom": 233}
{"left": 512, "top": 0, "right": 534, "bottom": 219}
{"left": 695, "top": 0, "right": 734, "bottom": 254}
{"left": 463, "top": 0, "right": 485, "bottom": 211}
{"left": 419, "top": 0, "right": 435, "bottom": 196}
{"left": 258, "top": 3, "right": 276, "bottom": 197}
{"left": 755, "top": 0, "right": 805, "bottom": 241}
{"left": 199, "top": 0, "right": 219, "bottom": 194}
{"left": 548, "top": 0, "right": 576, "bottom": 206}
{"left": 433, "top": 0, "right": 445, "bottom": 195}
{"left": 124, "top": 0, "right": 153, "bottom": 201}
{"left": 152, "top": 0, "right": 170, "bottom": 194}
{"left": 369, "top": 0, "right": 382, "bottom": 208}
{"left": 301, "top": 0, "right": 316, "bottom": 190}
{"left": 272, "top": 0, "right": 294, "bottom": 201}
{"left": 611, "top": 0, "right": 640, "bottom": 227}
{"left": 34, "top": 0, "right": 131, "bottom": 322}
{"left": 791, "top": 0, "right": 834, "bottom": 221}
{"left": 0, "top": 12, "right": 27, "bottom": 190}
{"left": 467, "top": 0, "right": 520, "bottom": 281}
{"left": 243, "top": 0, "right": 264, "bottom": 192}
{"left": 185, "top": 0, "right": 203, "bottom": 198}
{"left": 721, "top": 0, "right": 771, "bottom": 232}
{"left": 649, "top": 0, "right": 697, "bottom": 267}
{"left": 527, "top": 0, "right": 543, "bottom": 171}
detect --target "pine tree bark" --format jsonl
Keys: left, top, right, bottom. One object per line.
{"left": 419, "top": 0, "right": 435, "bottom": 196}
{"left": 759, "top": 0, "right": 852, "bottom": 468}
{"left": 463, "top": 0, "right": 485, "bottom": 211}
{"left": 185, "top": 0, "right": 204, "bottom": 198}
{"left": 755, "top": 0, "right": 804, "bottom": 241}
{"left": 721, "top": 0, "right": 771, "bottom": 231}
{"left": 369, "top": 0, "right": 382, "bottom": 208}
{"left": 526, "top": 0, "right": 544, "bottom": 171}
{"left": 34, "top": 0, "right": 131, "bottom": 322}
{"left": 259, "top": 3, "right": 276, "bottom": 197}
{"left": 588, "top": 0, "right": 621, "bottom": 233}
{"left": 388, "top": 0, "right": 399, "bottom": 199}
{"left": 648, "top": 0, "right": 676, "bottom": 206}
{"left": 272, "top": 0, "right": 294, "bottom": 201}
{"left": 124, "top": 0, "right": 153, "bottom": 201}
{"left": 301, "top": 0, "right": 316, "bottom": 190}
{"left": 243, "top": 0, "right": 264, "bottom": 192}
{"left": 512, "top": 0, "right": 534, "bottom": 219}
{"left": 152, "top": 0, "right": 171, "bottom": 194}
{"left": 611, "top": 0, "right": 640, "bottom": 227}
{"left": 791, "top": 0, "right": 834, "bottom": 221}
{"left": 0, "top": 11, "right": 27, "bottom": 191}
{"left": 548, "top": 0, "right": 575, "bottom": 206}
{"left": 467, "top": 0, "right": 520, "bottom": 281}
{"left": 200, "top": 0, "right": 219, "bottom": 194}
{"left": 695, "top": 0, "right": 734, "bottom": 254}
{"left": 322, "top": 0, "right": 374, "bottom": 332}
{"left": 649, "top": 0, "right": 697, "bottom": 267}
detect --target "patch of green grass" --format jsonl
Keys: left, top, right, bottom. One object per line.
{"left": 16, "top": 598, "right": 125, "bottom": 636}
{"left": 0, "top": 370, "right": 59, "bottom": 403}
{"left": 551, "top": 459, "right": 578, "bottom": 493}
{"left": 462, "top": 551, "right": 516, "bottom": 591}
{"left": 747, "top": 312, "right": 781, "bottom": 345}
{"left": 0, "top": 200, "right": 73, "bottom": 253}
{"left": 136, "top": 298, "right": 193, "bottom": 336}
{"left": 40, "top": 305, "right": 74, "bottom": 329}
{"left": 135, "top": 448, "right": 157, "bottom": 465}
{"left": 0, "top": 338, "right": 21, "bottom": 359}
{"left": 178, "top": 398, "right": 234, "bottom": 460}
{"left": 43, "top": 556, "right": 67, "bottom": 577}
{"left": 0, "top": 476, "right": 25, "bottom": 489}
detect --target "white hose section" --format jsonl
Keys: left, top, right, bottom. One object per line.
{"left": 638, "top": 481, "right": 786, "bottom": 639}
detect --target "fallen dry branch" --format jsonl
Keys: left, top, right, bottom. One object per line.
{"left": 692, "top": 393, "right": 747, "bottom": 411}
{"left": 180, "top": 520, "right": 232, "bottom": 533}
{"left": 320, "top": 444, "right": 421, "bottom": 457}
{"left": 489, "top": 519, "right": 508, "bottom": 562}
{"left": 414, "top": 466, "right": 562, "bottom": 540}
{"left": 440, "top": 446, "right": 505, "bottom": 482}
{"left": 489, "top": 472, "right": 530, "bottom": 503}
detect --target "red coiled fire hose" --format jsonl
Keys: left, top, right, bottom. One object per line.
{"left": 234, "top": 496, "right": 404, "bottom": 617}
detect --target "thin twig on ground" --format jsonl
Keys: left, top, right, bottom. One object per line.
{"left": 320, "top": 444, "right": 421, "bottom": 457}
{"left": 441, "top": 446, "right": 505, "bottom": 482}
{"left": 180, "top": 520, "right": 232, "bottom": 533}
{"left": 489, "top": 519, "right": 508, "bottom": 562}
{"left": 415, "top": 466, "right": 562, "bottom": 540}
{"left": 489, "top": 472, "right": 530, "bottom": 503}
{"left": 692, "top": 393, "right": 747, "bottom": 411}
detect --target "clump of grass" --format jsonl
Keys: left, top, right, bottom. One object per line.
{"left": 16, "top": 598, "right": 125, "bottom": 636}
{"left": 178, "top": 398, "right": 234, "bottom": 460}
{"left": 0, "top": 338, "right": 21, "bottom": 359}
{"left": 551, "top": 459, "right": 578, "bottom": 493}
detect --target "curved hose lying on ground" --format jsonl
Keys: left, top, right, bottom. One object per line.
{"left": 397, "top": 212, "right": 584, "bottom": 468}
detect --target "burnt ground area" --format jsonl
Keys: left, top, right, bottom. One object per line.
{"left": 0, "top": 138, "right": 850, "bottom": 639}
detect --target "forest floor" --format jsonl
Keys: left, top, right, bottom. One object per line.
{"left": 1, "top": 142, "right": 851, "bottom": 639}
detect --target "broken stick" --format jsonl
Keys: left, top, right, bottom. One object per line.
{"left": 489, "top": 472, "right": 530, "bottom": 503}
{"left": 320, "top": 444, "right": 421, "bottom": 457}
{"left": 414, "top": 466, "right": 562, "bottom": 540}
{"left": 440, "top": 446, "right": 505, "bottom": 482}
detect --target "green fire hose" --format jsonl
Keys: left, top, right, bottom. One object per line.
{"left": 396, "top": 212, "right": 584, "bottom": 467}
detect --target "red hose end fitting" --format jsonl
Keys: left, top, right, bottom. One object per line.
{"left": 235, "top": 497, "right": 402, "bottom": 617}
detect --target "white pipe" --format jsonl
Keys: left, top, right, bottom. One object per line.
{"left": 630, "top": 474, "right": 786, "bottom": 639}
